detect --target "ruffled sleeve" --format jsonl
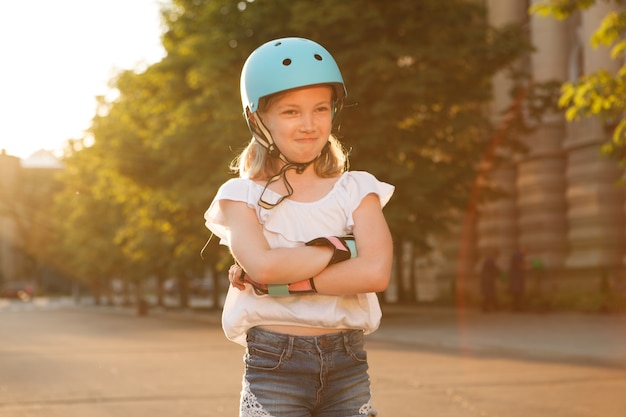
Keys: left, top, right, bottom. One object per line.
{"left": 204, "top": 172, "right": 394, "bottom": 246}
{"left": 340, "top": 171, "right": 394, "bottom": 229}
{"left": 204, "top": 178, "right": 261, "bottom": 245}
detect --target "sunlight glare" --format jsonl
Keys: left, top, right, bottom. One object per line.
{"left": 0, "top": 0, "right": 165, "bottom": 159}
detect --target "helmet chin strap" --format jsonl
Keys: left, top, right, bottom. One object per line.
{"left": 248, "top": 112, "right": 328, "bottom": 209}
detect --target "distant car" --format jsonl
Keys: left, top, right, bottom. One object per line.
{"left": 1, "top": 282, "right": 35, "bottom": 301}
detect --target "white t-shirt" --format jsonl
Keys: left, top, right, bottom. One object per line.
{"left": 204, "top": 170, "right": 394, "bottom": 346}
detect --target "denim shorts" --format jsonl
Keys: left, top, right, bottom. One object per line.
{"left": 241, "top": 327, "right": 377, "bottom": 417}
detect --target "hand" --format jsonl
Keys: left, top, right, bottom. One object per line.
{"left": 228, "top": 264, "right": 246, "bottom": 291}
{"left": 228, "top": 264, "right": 269, "bottom": 294}
{"left": 227, "top": 263, "right": 316, "bottom": 296}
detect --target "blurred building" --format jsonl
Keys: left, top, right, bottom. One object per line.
{"left": 479, "top": 1, "right": 623, "bottom": 283}
{"left": 0, "top": 150, "right": 21, "bottom": 286}
{"left": 0, "top": 149, "right": 64, "bottom": 289}
{"left": 403, "top": 1, "right": 625, "bottom": 303}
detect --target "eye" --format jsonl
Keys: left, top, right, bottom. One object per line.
{"left": 316, "top": 105, "right": 331, "bottom": 113}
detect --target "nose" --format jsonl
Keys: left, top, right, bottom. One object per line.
{"left": 299, "top": 113, "right": 315, "bottom": 132}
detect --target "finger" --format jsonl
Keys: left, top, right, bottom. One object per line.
{"left": 231, "top": 281, "right": 245, "bottom": 290}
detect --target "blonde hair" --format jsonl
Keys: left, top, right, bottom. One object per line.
{"left": 230, "top": 134, "right": 348, "bottom": 180}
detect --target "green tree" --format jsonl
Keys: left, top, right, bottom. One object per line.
{"left": 159, "top": 0, "right": 531, "bottom": 241}
{"left": 52, "top": 142, "right": 127, "bottom": 304}
{"left": 55, "top": 5, "right": 239, "bottom": 307}
{"left": 531, "top": 0, "right": 626, "bottom": 171}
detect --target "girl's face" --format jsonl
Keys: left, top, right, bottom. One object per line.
{"left": 260, "top": 85, "right": 333, "bottom": 165}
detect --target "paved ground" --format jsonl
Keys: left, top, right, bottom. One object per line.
{"left": 1, "top": 297, "right": 626, "bottom": 416}
{"left": 374, "top": 305, "right": 626, "bottom": 368}
{"left": 45, "top": 297, "right": 626, "bottom": 367}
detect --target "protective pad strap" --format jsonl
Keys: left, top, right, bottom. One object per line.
{"left": 268, "top": 284, "right": 290, "bottom": 296}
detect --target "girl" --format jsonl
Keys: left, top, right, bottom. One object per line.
{"left": 204, "top": 37, "right": 394, "bottom": 417}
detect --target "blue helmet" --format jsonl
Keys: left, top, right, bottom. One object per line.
{"left": 240, "top": 37, "right": 347, "bottom": 114}
{"left": 239, "top": 38, "right": 348, "bottom": 209}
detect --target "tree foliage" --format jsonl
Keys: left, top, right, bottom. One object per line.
{"left": 531, "top": 0, "right": 626, "bottom": 170}
{"left": 52, "top": 0, "right": 530, "bottom": 296}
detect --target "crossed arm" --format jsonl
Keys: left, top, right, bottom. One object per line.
{"left": 220, "top": 193, "right": 393, "bottom": 295}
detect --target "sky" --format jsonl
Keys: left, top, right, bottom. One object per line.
{"left": 0, "top": 0, "right": 166, "bottom": 160}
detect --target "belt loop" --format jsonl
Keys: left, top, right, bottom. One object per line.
{"left": 284, "top": 336, "right": 294, "bottom": 360}
{"left": 342, "top": 332, "right": 351, "bottom": 355}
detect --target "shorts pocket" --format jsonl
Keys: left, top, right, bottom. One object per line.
{"left": 346, "top": 343, "right": 368, "bottom": 364}
{"left": 245, "top": 343, "right": 286, "bottom": 371}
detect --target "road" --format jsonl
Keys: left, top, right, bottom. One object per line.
{"left": 1, "top": 299, "right": 625, "bottom": 416}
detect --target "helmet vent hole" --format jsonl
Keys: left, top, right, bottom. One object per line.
{"left": 314, "top": 54, "right": 323, "bottom": 61}
{"left": 282, "top": 58, "right": 292, "bottom": 66}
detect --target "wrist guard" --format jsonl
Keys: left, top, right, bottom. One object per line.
{"left": 305, "top": 234, "right": 357, "bottom": 266}
{"left": 240, "top": 271, "right": 316, "bottom": 297}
